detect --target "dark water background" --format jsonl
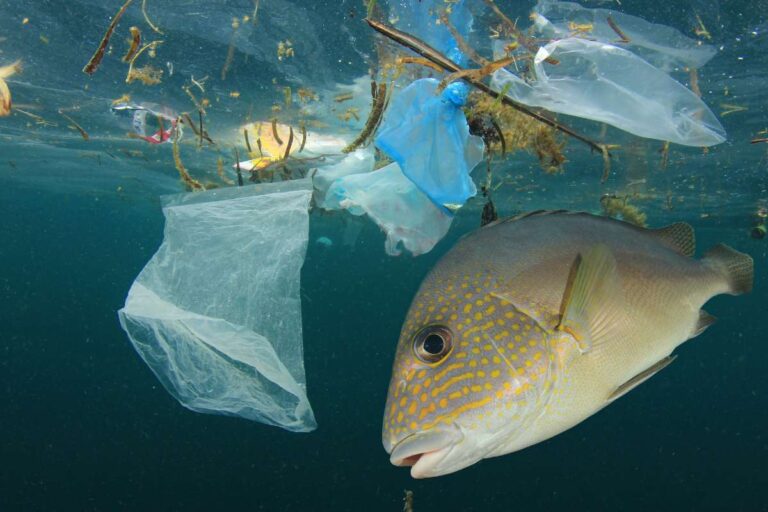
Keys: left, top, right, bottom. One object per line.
{"left": 2, "top": 0, "right": 768, "bottom": 510}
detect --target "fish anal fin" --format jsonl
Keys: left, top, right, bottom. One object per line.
{"left": 608, "top": 355, "right": 677, "bottom": 403}
{"left": 557, "top": 244, "right": 627, "bottom": 354}
{"left": 650, "top": 222, "right": 696, "bottom": 257}
{"left": 703, "top": 244, "right": 754, "bottom": 295}
{"left": 692, "top": 310, "right": 716, "bottom": 338}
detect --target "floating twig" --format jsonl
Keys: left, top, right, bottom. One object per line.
{"left": 122, "top": 26, "right": 142, "bottom": 62}
{"left": 299, "top": 122, "right": 307, "bottom": 152}
{"left": 365, "top": 19, "right": 605, "bottom": 156}
{"left": 334, "top": 92, "right": 354, "bottom": 103}
{"left": 283, "top": 126, "right": 294, "bottom": 160}
{"left": 244, "top": 128, "right": 253, "bottom": 153}
{"left": 751, "top": 138, "right": 768, "bottom": 144}
{"left": 58, "top": 110, "right": 89, "bottom": 140}
{"left": 141, "top": 0, "right": 163, "bottom": 34}
{"left": 234, "top": 147, "right": 244, "bottom": 186}
{"left": 83, "top": 0, "right": 134, "bottom": 75}
{"left": 606, "top": 15, "right": 630, "bottom": 43}
{"left": 342, "top": 82, "right": 387, "bottom": 153}
{"left": 438, "top": 56, "right": 513, "bottom": 93}
{"left": 396, "top": 56, "right": 445, "bottom": 73}
{"left": 481, "top": 0, "right": 558, "bottom": 64}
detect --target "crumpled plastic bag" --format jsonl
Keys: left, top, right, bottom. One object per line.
{"left": 491, "top": 38, "right": 726, "bottom": 146}
{"left": 375, "top": 79, "right": 485, "bottom": 207}
{"left": 118, "top": 180, "right": 316, "bottom": 432}
{"left": 533, "top": 0, "right": 716, "bottom": 71}
{"left": 312, "top": 148, "right": 375, "bottom": 210}
{"left": 111, "top": 102, "right": 181, "bottom": 144}
{"left": 325, "top": 162, "right": 454, "bottom": 256}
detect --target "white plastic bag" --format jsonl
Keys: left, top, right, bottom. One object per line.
{"left": 325, "top": 162, "right": 454, "bottom": 256}
{"left": 533, "top": 0, "right": 716, "bottom": 71}
{"left": 118, "top": 180, "right": 316, "bottom": 432}
{"left": 491, "top": 38, "right": 725, "bottom": 146}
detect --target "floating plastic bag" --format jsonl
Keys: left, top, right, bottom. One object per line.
{"left": 326, "top": 162, "right": 454, "bottom": 256}
{"left": 111, "top": 102, "right": 181, "bottom": 144}
{"left": 375, "top": 79, "right": 485, "bottom": 208}
{"left": 118, "top": 180, "right": 316, "bottom": 432}
{"left": 313, "top": 148, "right": 375, "bottom": 210}
{"left": 533, "top": 0, "right": 716, "bottom": 71}
{"left": 491, "top": 38, "right": 726, "bottom": 146}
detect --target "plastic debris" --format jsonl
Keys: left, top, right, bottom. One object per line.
{"left": 533, "top": 1, "right": 717, "bottom": 71}
{"left": 313, "top": 148, "right": 375, "bottom": 210}
{"left": 112, "top": 101, "right": 180, "bottom": 144}
{"left": 326, "top": 162, "right": 454, "bottom": 256}
{"left": 491, "top": 38, "right": 726, "bottom": 147}
{"left": 375, "top": 79, "right": 485, "bottom": 208}
{"left": 391, "top": 0, "right": 473, "bottom": 66}
{"left": 118, "top": 180, "right": 317, "bottom": 432}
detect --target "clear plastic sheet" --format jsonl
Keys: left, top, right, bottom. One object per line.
{"left": 491, "top": 38, "right": 726, "bottom": 146}
{"left": 375, "top": 79, "right": 485, "bottom": 207}
{"left": 118, "top": 180, "right": 316, "bottom": 432}
{"left": 533, "top": 0, "right": 717, "bottom": 71}
{"left": 313, "top": 148, "right": 375, "bottom": 210}
{"left": 325, "top": 162, "right": 454, "bottom": 256}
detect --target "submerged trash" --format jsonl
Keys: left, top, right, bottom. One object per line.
{"left": 326, "top": 162, "right": 454, "bottom": 256}
{"left": 491, "top": 38, "right": 726, "bottom": 146}
{"left": 375, "top": 79, "right": 485, "bottom": 208}
{"left": 118, "top": 180, "right": 316, "bottom": 432}
{"left": 112, "top": 101, "right": 180, "bottom": 144}
{"left": 533, "top": 0, "right": 717, "bottom": 71}
{"left": 312, "top": 148, "right": 375, "bottom": 210}
{"left": 384, "top": 211, "right": 753, "bottom": 478}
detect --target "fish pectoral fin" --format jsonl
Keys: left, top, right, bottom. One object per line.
{"left": 556, "top": 244, "right": 627, "bottom": 354}
{"left": 607, "top": 355, "right": 677, "bottom": 403}
{"left": 691, "top": 310, "right": 717, "bottom": 338}
{"left": 649, "top": 222, "right": 696, "bottom": 257}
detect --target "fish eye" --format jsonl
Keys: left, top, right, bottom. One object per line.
{"left": 413, "top": 325, "right": 453, "bottom": 364}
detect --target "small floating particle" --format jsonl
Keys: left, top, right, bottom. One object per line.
{"left": 229, "top": 91, "right": 241, "bottom": 98}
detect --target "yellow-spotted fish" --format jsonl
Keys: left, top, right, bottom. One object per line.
{"left": 383, "top": 211, "right": 753, "bottom": 478}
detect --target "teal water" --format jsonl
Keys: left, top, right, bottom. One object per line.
{"left": 1, "top": 0, "right": 767, "bottom": 510}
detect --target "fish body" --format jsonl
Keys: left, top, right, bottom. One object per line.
{"left": 383, "top": 211, "right": 753, "bottom": 478}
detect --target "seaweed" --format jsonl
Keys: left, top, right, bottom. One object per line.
{"left": 600, "top": 194, "right": 648, "bottom": 227}
{"left": 0, "top": 59, "right": 21, "bottom": 117}
{"left": 83, "top": 0, "right": 134, "bottom": 75}
{"left": 126, "top": 40, "right": 164, "bottom": 84}
{"left": 172, "top": 122, "right": 204, "bottom": 191}
{"left": 606, "top": 15, "right": 630, "bottom": 43}
{"left": 58, "top": 110, "right": 89, "bottom": 140}
{"left": 217, "top": 156, "right": 235, "bottom": 185}
{"left": 437, "top": 57, "right": 513, "bottom": 93}
{"left": 283, "top": 126, "right": 294, "bottom": 160}
{"left": 271, "top": 118, "right": 284, "bottom": 145}
{"left": 342, "top": 82, "right": 387, "bottom": 153}
{"left": 299, "top": 122, "right": 307, "bottom": 152}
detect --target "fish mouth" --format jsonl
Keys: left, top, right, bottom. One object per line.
{"left": 388, "top": 426, "right": 463, "bottom": 478}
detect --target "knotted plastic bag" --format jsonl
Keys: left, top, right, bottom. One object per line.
{"left": 325, "top": 162, "right": 454, "bottom": 256}
{"left": 375, "top": 79, "right": 485, "bottom": 208}
{"left": 118, "top": 180, "right": 316, "bottom": 432}
{"left": 533, "top": 0, "right": 716, "bottom": 71}
{"left": 491, "top": 38, "right": 725, "bottom": 146}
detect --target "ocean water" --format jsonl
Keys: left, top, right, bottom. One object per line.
{"left": 1, "top": 0, "right": 767, "bottom": 510}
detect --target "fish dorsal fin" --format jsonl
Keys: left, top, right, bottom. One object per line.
{"left": 557, "top": 244, "right": 627, "bottom": 354}
{"left": 692, "top": 310, "right": 716, "bottom": 338}
{"left": 607, "top": 355, "right": 677, "bottom": 403}
{"left": 484, "top": 210, "right": 573, "bottom": 229}
{"left": 649, "top": 222, "right": 696, "bottom": 257}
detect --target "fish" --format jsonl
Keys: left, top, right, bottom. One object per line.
{"left": 383, "top": 210, "right": 753, "bottom": 478}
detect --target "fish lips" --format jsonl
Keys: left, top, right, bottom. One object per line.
{"left": 388, "top": 426, "right": 464, "bottom": 478}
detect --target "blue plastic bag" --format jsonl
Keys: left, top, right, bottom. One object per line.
{"left": 391, "top": 0, "right": 472, "bottom": 66}
{"left": 375, "top": 79, "right": 485, "bottom": 208}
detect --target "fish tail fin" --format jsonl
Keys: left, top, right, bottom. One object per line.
{"left": 703, "top": 244, "right": 754, "bottom": 295}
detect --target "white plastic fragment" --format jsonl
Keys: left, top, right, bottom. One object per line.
{"left": 325, "top": 162, "right": 454, "bottom": 256}
{"left": 118, "top": 180, "right": 317, "bottom": 432}
{"left": 491, "top": 37, "right": 726, "bottom": 146}
{"left": 533, "top": 0, "right": 717, "bottom": 71}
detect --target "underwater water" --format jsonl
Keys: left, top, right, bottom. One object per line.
{"left": 1, "top": 0, "right": 767, "bottom": 510}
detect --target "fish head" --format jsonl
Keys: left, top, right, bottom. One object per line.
{"left": 383, "top": 270, "right": 558, "bottom": 478}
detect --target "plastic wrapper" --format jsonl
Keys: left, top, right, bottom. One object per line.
{"left": 118, "top": 180, "right": 316, "bottom": 432}
{"left": 325, "top": 162, "right": 454, "bottom": 256}
{"left": 491, "top": 38, "right": 726, "bottom": 146}
{"left": 375, "top": 79, "right": 485, "bottom": 208}
{"left": 533, "top": 0, "right": 717, "bottom": 71}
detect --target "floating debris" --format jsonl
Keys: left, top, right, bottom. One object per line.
{"left": 277, "top": 40, "right": 294, "bottom": 61}
{"left": 342, "top": 82, "right": 387, "bottom": 153}
{"left": 0, "top": 59, "right": 21, "bottom": 117}
{"left": 83, "top": 0, "right": 134, "bottom": 75}
{"left": 403, "top": 489, "right": 414, "bottom": 512}
{"left": 607, "top": 15, "right": 630, "bottom": 43}
{"left": 720, "top": 103, "right": 747, "bottom": 116}
{"left": 122, "top": 26, "right": 142, "bottom": 62}
{"left": 172, "top": 123, "right": 204, "bottom": 190}
{"left": 141, "top": 0, "right": 163, "bottom": 35}
{"left": 693, "top": 13, "right": 712, "bottom": 40}
{"left": 58, "top": 110, "right": 89, "bottom": 140}
{"left": 600, "top": 194, "right": 648, "bottom": 227}
{"left": 126, "top": 40, "right": 164, "bottom": 84}
{"left": 334, "top": 92, "right": 354, "bottom": 103}
{"left": 297, "top": 88, "right": 319, "bottom": 103}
